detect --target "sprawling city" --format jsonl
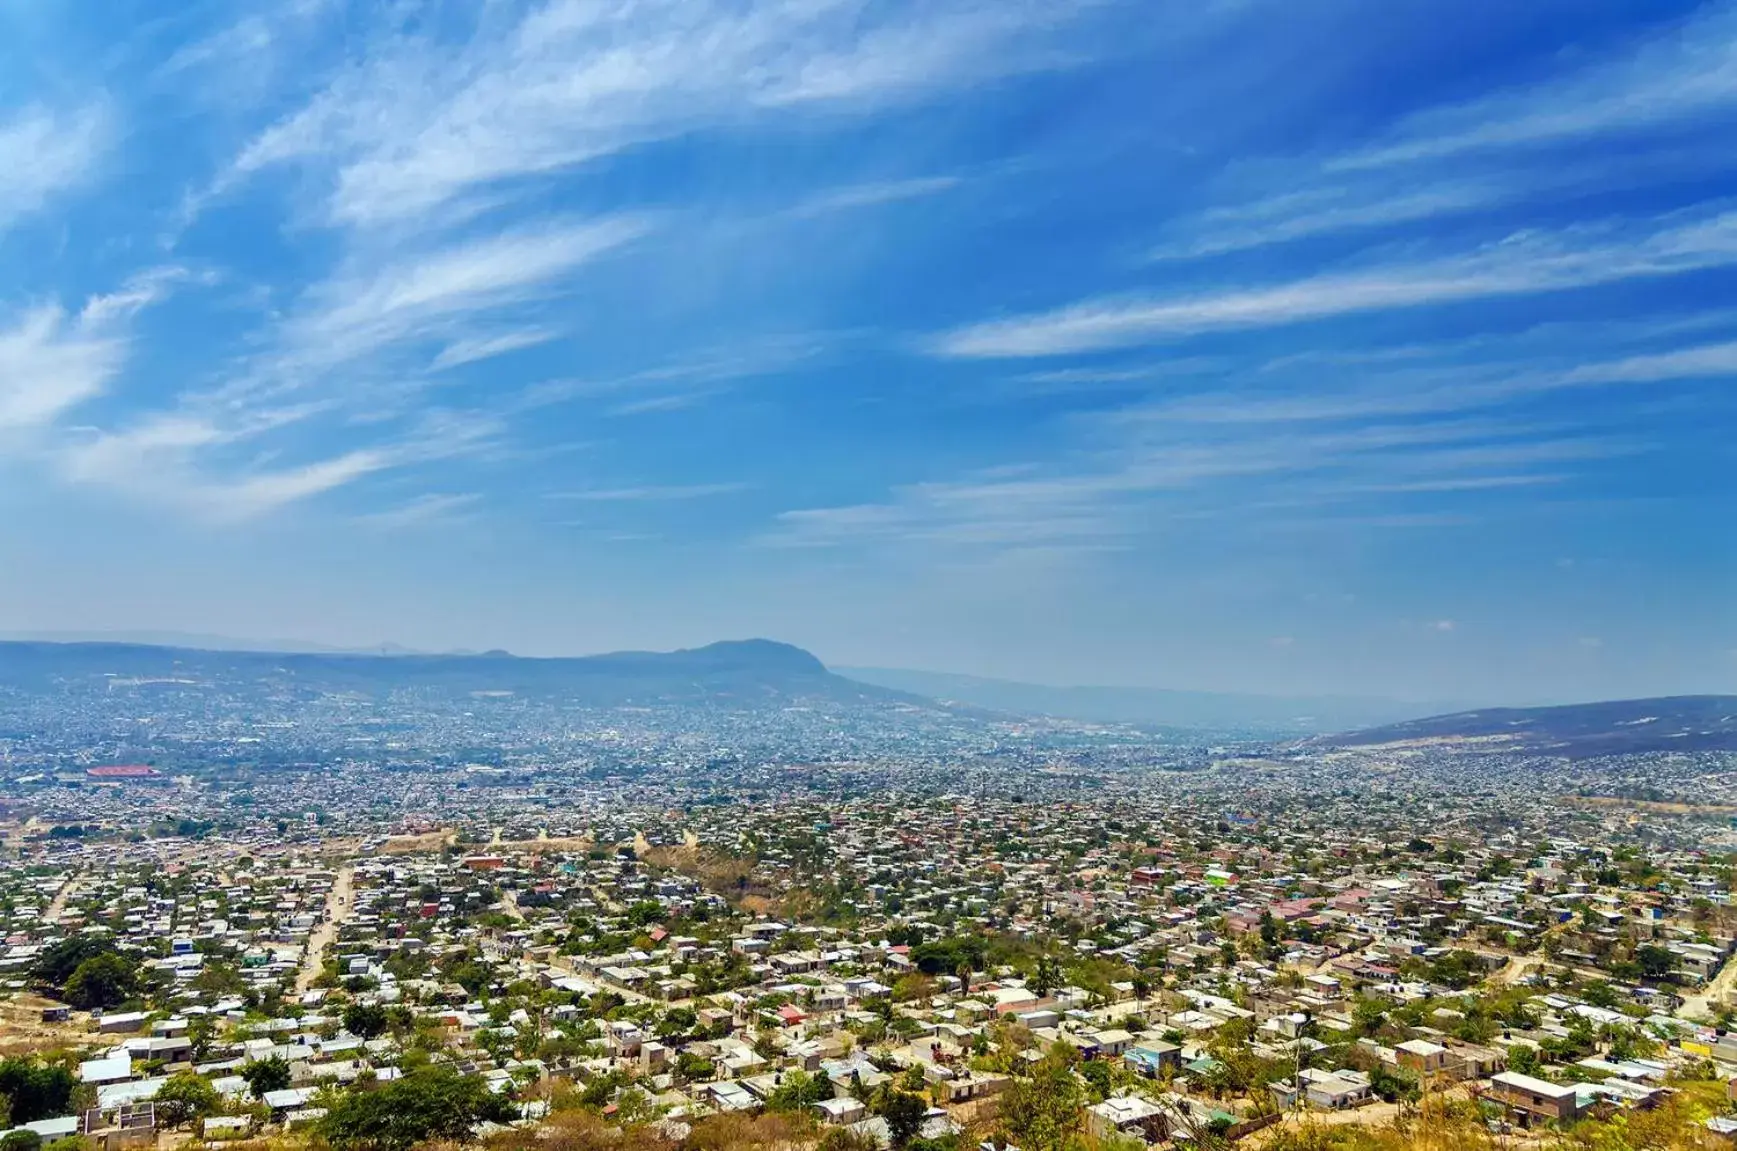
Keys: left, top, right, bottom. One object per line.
{"left": 0, "top": 640, "right": 1731, "bottom": 1151}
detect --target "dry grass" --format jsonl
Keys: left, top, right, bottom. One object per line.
{"left": 483, "top": 1109, "right": 819, "bottom": 1151}
{"left": 0, "top": 993, "right": 92, "bottom": 1056}
{"left": 381, "top": 829, "right": 460, "bottom": 854}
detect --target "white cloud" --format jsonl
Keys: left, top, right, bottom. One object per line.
{"left": 0, "top": 104, "right": 107, "bottom": 233}
{"left": 0, "top": 268, "right": 185, "bottom": 432}
{"left": 287, "top": 217, "right": 649, "bottom": 370}
{"left": 935, "top": 208, "right": 1737, "bottom": 357}
{"left": 762, "top": 418, "right": 1591, "bottom": 553}
{"left": 430, "top": 329, "right": 561, "bottom": 371}
{"left": 548, "top": 483, "right": 747, "bottom": 502}
{"left": 1338, "top": 5, "right": 1737, "bottom": 170}
{"left": 0, "top": 307, "right": 124, "bottom": 430}
{"left": 791, "top": 176, "right": 963, "bottom": 217}
{"left": 1151, "top": 184, "right": 1503, "bottom": 260}
{"left": 232, "top": 0, "right": 1099, "bottom": 229}
{"left": 357, "top": 492, "right": 483, "bottom": 529}
{"left": 1122, "top": 335, "right": 1737, "bottom": 427}
{"left": 1427, "top": 619, "right": 1457, "bottom": 633}
{"left": 54, "top": 401, "right": 501, "bottom": 522}
{"left": 212, "top": 450, "right": 392, "bottom": 521}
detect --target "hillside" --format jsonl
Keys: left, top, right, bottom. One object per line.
{"left": 0, "top": 638, "right": 918, "bottom": 709}
{"left": 840, "top": 666, "right": 1444, "bottom": 734}
{"left": 1317, "top": 694, "right": 1737, "bottom": 758}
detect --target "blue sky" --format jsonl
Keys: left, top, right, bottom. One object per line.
{"left": 0, "top": 0, "right": 1733, "bottom": 702}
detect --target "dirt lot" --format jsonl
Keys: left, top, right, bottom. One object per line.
{"left": 380, "top": 829, "right": 460, "bottom": 854}
{"left": 0, "top": 993, "right": 92, "bottom": 1056}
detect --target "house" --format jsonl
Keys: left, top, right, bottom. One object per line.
{"left": 815, "top": 1097, "right": 868, "bottom": 1125}
{"left": 261, "top": 1087, "right": 320, "bottom": 1118}
{"left": 1487, "top": 1072, "right": 1586, "bottom": 1127}
{"left": 1091, "top": 1029, "right": 1134, "bottom": 1058}
{"left": 1087, "top": 1095, "right": 1169, "bottom": 1142}
{"left": 80, "top": 1054, "right": 133, "bottom": 1086}
{"left": 1124, "top": 1043, "right": 1182, "bottom": 1078}
{"left": 1395, "top": 1039, "right": 1457, "bottom": 1079}
{"left": 1272, "top": 1068, "right": 1373, "bottom": 1111}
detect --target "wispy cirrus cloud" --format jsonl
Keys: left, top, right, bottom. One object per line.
{"left": 1119, "top": 336, "right": 1737, "bottom": 427}
{"left": 357, "top": 492, "right": 483, "bottom": 529}
{"left": 136, "top": 0, "right": 1108, "bottom": 522}
{"left": 935, "top": 206, "right": 1737, "bottom": 357}
{"left": 230, "top": 0, "right": 1103, "bottom": 229}
{"left": 1149, "top": 184, "right": 1505, "bottom": 261}
{"left": 0, "top": 268, "right": 186, "bottom": 432}
{"left": 515, "top": 334, "right": 831, "bottom": 415}
{"left": 763, "top": 416, "right": 1617, "bottom": 554}
{"left": 430, "top": 328, "right": 561, "bottom": 371}
{"left": 282, "top": 217, "right": 650, "bottom": 374}
{"left": 0, "top": 104, "right": 108, "bottom": 235}
{"left": 790, "top": 176, "right": 963, "bottom": 217}
{"left": 548, "top": 482, "right": 748, "bottom": 502}
{"left": 1337, "top": 4, "right": 1737, "bottom": 171}
{"left": 57, "top": 405, "right": 503, "bottom": 522}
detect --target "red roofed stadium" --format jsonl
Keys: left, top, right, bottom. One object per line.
{"left": 86, "top": 764, "right": 161, "bottom": 780}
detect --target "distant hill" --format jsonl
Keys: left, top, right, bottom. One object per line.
{"left": 1315, "top": 695, "right": 1737, "bottom": 758}
{"left": 0, "top": 638, "right": 918, "bottom": 708}
{"left": 0, "top": 630, "right": 425, "bottom": 655}
{"left": 838, "top": 666, "right": 1446, "bottom": 735}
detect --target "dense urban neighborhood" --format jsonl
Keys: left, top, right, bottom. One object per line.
{"left": 0, "top": 646, "right": 1735, "bottom": 1151}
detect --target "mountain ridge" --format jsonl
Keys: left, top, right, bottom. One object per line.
{"left": 0, "top": 637, "right": 900, "bottom": 709}
{"left": 839, "top": 665, "right": 1453, "bottom": 734}
{"left": 1314, "top": 694, "right": 1737, "bottom": 758}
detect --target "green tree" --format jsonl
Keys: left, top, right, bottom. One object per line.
{"left": 61, "top": 954, "right": 138, "bottom": 1010}
{"left": 818, "top": 1129, "right": 878, "bottom": 1151}
{"left": 240, "top": 1056, "right": 293, "bottom": 1099}
{"left": 153, "top": 1072, "right": 221, "bottom": 1128}
{"left": 343, "top": 1003, "right": 389, "bottom": 1039}
{"left": 655, "top": 1006, "right": 697, "bottom": 1041}
{"left": 320, "top": 1068, "right": 516, "bottom": 1151}
{"left": 1369, "top": 1063, "right": 1419, "bottom": 1105}
{"left": 1031, "top": 956, "right": 1064, "bottom": 998}
{"left": 766, "top": 1070, "right": 830, "bottom": 1111}
{"left": 0, "top": 1130, "right": 42, "bottom": 1151}
{"left": 1078, "top": 1060, "right": 1113, "bottom": 1102}
{"left": 1350, "top": 997, "right": 1388, "bottom": 1038}
{"left": 1506, "top": 1045, "right": 1541, "bottom": 1076}
{"left": 998, "top": 1048, "right": 1083, "bottom": 1151}
{"left": 0, "top": 1058, "right": 77, "bottom": 1124}
{"left": 32, "top": 936, "right": 117, "bottom": 989}
{"left": 186, "top": 1014, "right": 219, "bottom": 1061}
{"left": 1636, "top": 945, "right": 1676, "bottom": 981}
{"left": 1259, "top": 912, "right": 1282, "bottom": 958}
{"left": 877, "top": 1089, "right": 927, "bottom": 1148}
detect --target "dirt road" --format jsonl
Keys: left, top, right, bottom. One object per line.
{"left": 1491, "top": 953, "right": 1545, "bottom": 987}
{"left": 1680, "top": 954, "right": 1737, "bottom": 1020}
{"left": 296, "top": 865, "right": 354, "bottom": 993}
{"left": 43, "top": 873, "right": 79, "bottom": 923}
